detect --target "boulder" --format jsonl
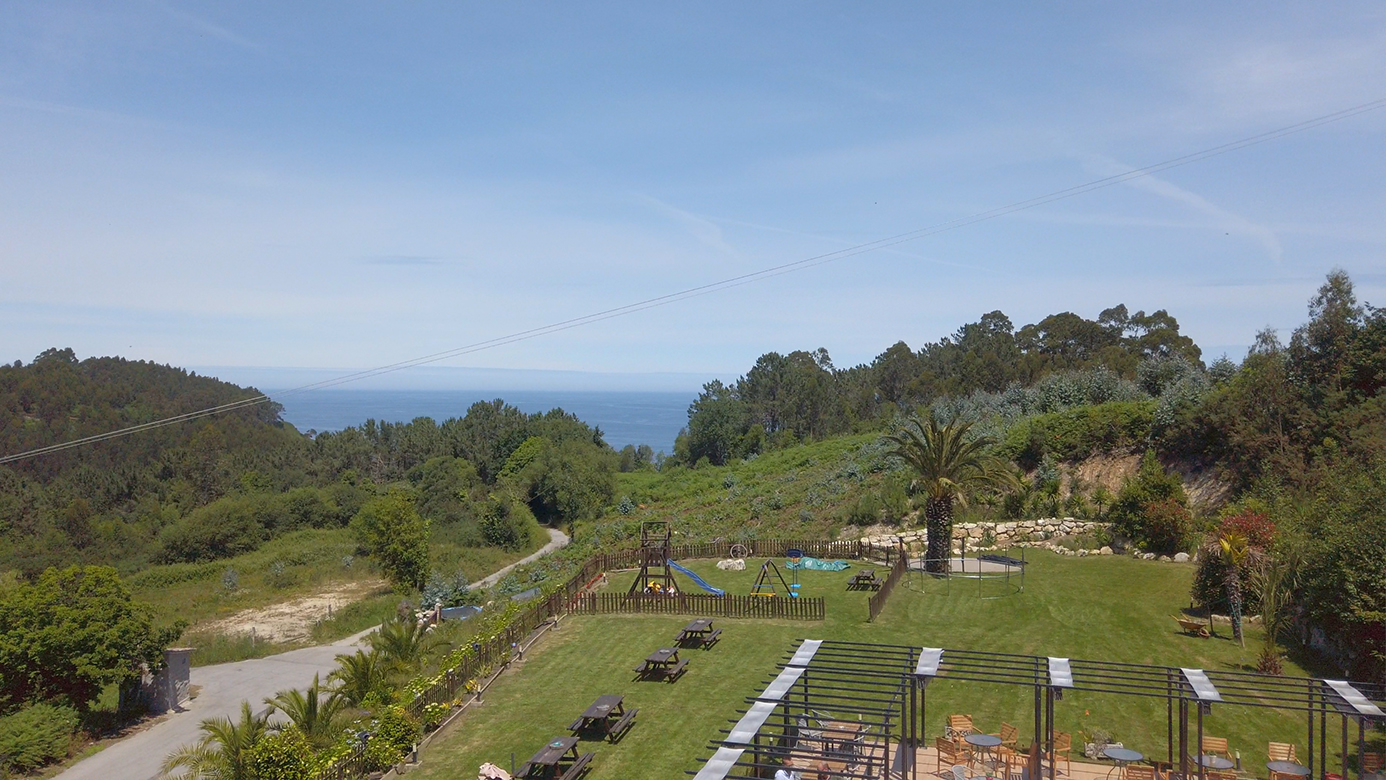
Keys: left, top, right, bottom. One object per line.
{"left": 1173, "top": 552, "right": 1191, "bottom": 563}
{"left": 1099, "top": 546, "right": 1113, "bottom": 555}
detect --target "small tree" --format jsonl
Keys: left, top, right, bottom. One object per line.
{"left": 1218, "top": 532, "right": 1252, "bottom": 647}
{"left": 351, "top": 489, "right": 429, "bottom": 592}
{"left": 158, "top": 702, "right": 269, "bottom": 780}
{"left": 263, "top": 674, "right": 349, "bottom": 750}
{"left": 1248, "top": 547, "right": 1298, "bottom": 674}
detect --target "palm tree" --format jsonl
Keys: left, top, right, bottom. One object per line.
{"left": 1218, "top": 532, "right": 1252, "bottom": 647}
{"left": 329, "top": 649, "right": 393, "bottom": 707}
{"left": 158, "top": 702, "right": 268, "bottom": 780}
{"left": 1248, "top": 547, "right": 1298, "bottom": 674}
{"left": 367, "top": 616, "right": 444, "bottom": 673}
{"left": 885, "top": 415, "right": 1017, "bottom": 573}
{"left": 264, "top": 674, "right": 350, "bottom": 749}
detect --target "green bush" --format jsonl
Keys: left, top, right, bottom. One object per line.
{"left": 0, "top": 703, "right": 79, "bottom": 773}
{"left": 1107, "top": 453, "right": 1191, "bottom": 554}
{"left": 375, "top": 705, "right": 421, "bottom": 753}
{"left": 246, "top": 727, "right": 312, "bottom": 780}
{"left": 999, "top": 401, "right": 1156, "bottom": 467}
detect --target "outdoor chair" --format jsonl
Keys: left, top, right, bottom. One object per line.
{"left": 938, "top": 736, "right": 968, "bottom": 775}
{"left": 992, "top": 722, "right": 1021, "bottom": 752}
{"left": 1361, "top": 752, "right": 1383, "bottom": 778}
{"left": 1267, "top": 743, "right": 1297, "bottom": 763}
{"left": 1205, "top": 771, "right": 1238, "bottom": 780}
{"left": 1042, "top": 732, "right": 1071, "bottom": 777}
{"left": 948, "top": 714, "right": 977, "bottom": 739}
{"left": 1124, "top": 765, "right": 1157, "bottom": 780}
{"left": 1200, "top": 737, "right": 1232, "bottom": 761}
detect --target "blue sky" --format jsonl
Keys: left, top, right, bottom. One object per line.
{"left": 3, "top": 3, "right": 1385, "bottom": 390}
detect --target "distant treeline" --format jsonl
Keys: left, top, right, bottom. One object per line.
{"left": 676, "top": 304, "right": 1203, "bottom": 465}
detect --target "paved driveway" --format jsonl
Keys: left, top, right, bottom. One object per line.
{"left": 58, "top": 529, "right": 568, "bottom": 780}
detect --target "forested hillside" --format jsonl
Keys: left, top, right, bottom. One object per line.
{"left": 0, "top": 355, "right": 617, "bottom": 579}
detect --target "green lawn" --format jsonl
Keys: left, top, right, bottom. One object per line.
{"left": 410, "top": 552, "right": 1344, "bottom": 780}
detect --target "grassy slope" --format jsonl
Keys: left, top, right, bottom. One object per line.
{"left": 128, "top": 525, "right": 546, "bottom": 665}
{"left": 412, "top": 554, "right": 1332, "bottom": 780}
{"left": 613, "top": 433, "right": 895, "bottom": 542}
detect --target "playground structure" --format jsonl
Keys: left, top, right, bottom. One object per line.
{"left": 750, "top": 559, "right": 799, "bottom": 598}
{"left": 629, "top": 520, "right": 676, "bottom": 595}
{"left": 627, "top": 520, "right": 727, "bottom": 596}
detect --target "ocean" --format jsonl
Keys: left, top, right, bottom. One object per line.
{"left": 268, "top": 389, "right": 695, "bottom": 454}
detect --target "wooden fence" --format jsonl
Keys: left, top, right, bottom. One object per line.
{"left": 867, "top": 544, "right": 910, "bottom": 622}
{"left": 572, "top": 592, "right": 825, "bottom": 620}
{"left": 595, "top": 538, "right": 864, "bottom": 570}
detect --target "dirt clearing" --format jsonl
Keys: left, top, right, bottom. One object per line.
{"left": 195, "top": 579, "right": 389, "bottom": 643}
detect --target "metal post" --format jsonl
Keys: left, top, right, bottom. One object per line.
{"left": 1357, "top": 718, "right": 1365, "bottom": 780}
{"left": 1309, "top": 686, "right": 1316, "bottom": 780}
{"left": 1167, "top": 671, "right": 1175, "bottom": 766}
{"left": 1178, "top": 699, "right": 1187, "bottom": 780}
{"left": 1197, "top": 702, "right": 1206, "bottom": 780}
{"left": 1320, "top": 694, "right": 1327, "bottom": 780}
{"left": 1342, "top": 715, "right": 1349, "bottom": 780}
{"left": 1046, "top": 687, "right": 1056, "bottom": 780}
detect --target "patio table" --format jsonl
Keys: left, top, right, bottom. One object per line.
{"left": 966, "top": 732, "right": 1004, "bottom": 777}
{"left": 517, "top": 737, "right": 582, "bottom": 779}
{"left": 1195, "top": 755, "right": 1236, "bottom": 771}
{"left": 1103, "top": 747, "right": 1145, "bottom": 780}
{"left": 1267, "top": 761, "right": 1310, "bottom": 777}
{"left": 569, "top": 695, "right": 624, "bottom": 737}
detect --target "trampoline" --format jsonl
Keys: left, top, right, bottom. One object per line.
{"left": 907, "top": 540, "right": 1027, "bottom": 599}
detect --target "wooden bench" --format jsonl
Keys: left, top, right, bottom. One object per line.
{"left": 848, "top": 570, "right": 882, "bottom": 591}
{"left": 664, "top": 657, "right": 689, "bottom": 682}
{"left": 608, "top": 707, "right": 638, "bottom": 743}
{"left": 1173, "top": 615, "right": 1211, "bottom": 637}
{"left": 557, "top": 751, "right": 594, "bottom": 780}
{"left": 700, "top": 628, "right": 722, "bottom": 648}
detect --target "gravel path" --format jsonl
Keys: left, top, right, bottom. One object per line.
{"left": 57, "top": 528, "right": 569, "bottom": 780}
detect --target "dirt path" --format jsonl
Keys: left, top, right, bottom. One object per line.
{"left": 57, "top": 528, "right": 569, "bottom": 780}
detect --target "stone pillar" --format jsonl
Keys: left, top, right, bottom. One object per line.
{"left": 145, "top": 648, "right": 193, "bottom": 713}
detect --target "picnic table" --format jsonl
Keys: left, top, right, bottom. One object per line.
{"left": 568, "top": 694, "right": 637, "bottom": 743}
{"left": 517, "top": 736, "right": 593, "bottom": 780}
{"left": 848, "top": 569, "right": 882, "bottom": 591}
{"left": 676, "top": 618, "right": 722, "bottom": 648}
{"left": 633, "top": 647, "right": 688, "bottom": 682}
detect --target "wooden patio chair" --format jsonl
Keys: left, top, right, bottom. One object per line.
{"left": 991, "top": 722, "right": 1020, "bottom": 752}
{"left": 1200, "top": 737, "right": 1232, "bottom": 761}
{"left": 938, "top": 736, "right": 968, "bottom": 776}
{"left": 1361, "top": 752, "right": 1383, "bottom": 777}
{"left": 1042, "top": 732, "right": 1071, "bottom": 777}
{"left": 948, "top": 714, "right": 977, "bottom": 739}
{"left": 1267, "top": 743, "right": 1297, "bottom": 763}
{"left": 1125, "top": 765, "right": 1157, "bottom": 780}
{"left": 1206, "top": 771, "right": 1238, "bottom": 780}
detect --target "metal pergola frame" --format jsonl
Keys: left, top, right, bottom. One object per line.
{"left": 692, "top": 640, "right": 1386, "bottom": 780}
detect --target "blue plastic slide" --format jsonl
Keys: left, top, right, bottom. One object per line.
{"left": 669, "top": 561, "right": 726, "bottom": 596}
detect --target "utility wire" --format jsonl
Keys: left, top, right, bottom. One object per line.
{"left": 4, "top": 96, "right": 1384, "bottom": 465}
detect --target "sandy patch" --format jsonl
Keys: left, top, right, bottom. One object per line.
{"left": 195, "top": 580, "right": 390, "bottom": 644}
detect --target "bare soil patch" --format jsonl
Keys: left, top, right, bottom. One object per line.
{"left": 196, "top": 579, "right": 389, "bottom": 643}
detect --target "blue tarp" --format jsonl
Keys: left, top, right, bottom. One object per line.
{"left": 784, "top": 556, "right": 850, "bottom": 571}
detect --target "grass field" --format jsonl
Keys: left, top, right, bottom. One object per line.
{"left": 408, "top": 552, "right": 1351, "bottom": 780}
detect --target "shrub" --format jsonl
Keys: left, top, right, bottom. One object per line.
{"left": 365, "top": 705, "right": 421, "bottom": 769}
{"left": 0, "top": 703, "right": 79, "bottom": 773}
{"left": 1107, "top": 452, "right": 1190, "bottom": 554}
{"left": 998, "top": 401, "right": 1156, "bottom": 467}
{"left": 246, "top": 727, "right": 312, "bottom": 780}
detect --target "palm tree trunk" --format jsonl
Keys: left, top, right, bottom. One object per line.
{"left": 925, "top": 496, "right": 954, "bottom": 574}
{"left": 1227, "top": 571, "right": 1244, "bottom": 647}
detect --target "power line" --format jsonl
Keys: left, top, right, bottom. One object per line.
{"left": 3, "top": 96, "right": 1384, "bottom": 465}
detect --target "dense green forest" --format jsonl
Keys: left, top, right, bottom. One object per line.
{"left": 0, "top": 353, "right": 618, "bottom": 579}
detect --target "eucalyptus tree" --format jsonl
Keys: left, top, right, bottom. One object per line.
{"left": 884, "top": 415, "right": 1016, "bottom": 573}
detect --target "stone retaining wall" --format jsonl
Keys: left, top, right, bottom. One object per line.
{"left": 860, "top": 517, "right": 1116, "bottom": 556}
